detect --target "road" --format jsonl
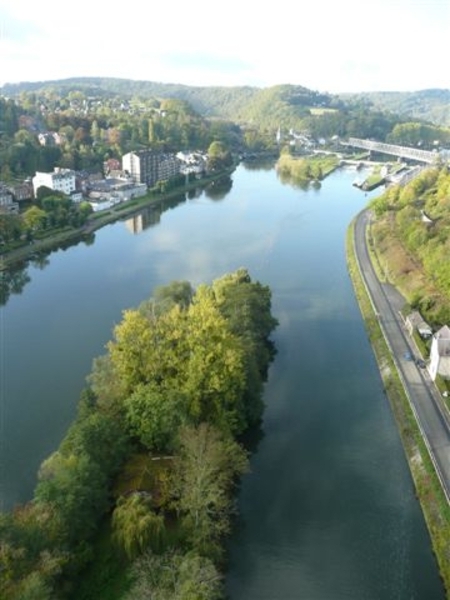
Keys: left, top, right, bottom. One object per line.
{"left": 353, "top": 209, "right": 450, "bottom": 503}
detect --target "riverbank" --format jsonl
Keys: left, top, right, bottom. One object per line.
{"left": 346, "top": 218, "right": 450, "bottom": 599}
{"left": 0, "top": 168, "right": 234, "bottom": 271}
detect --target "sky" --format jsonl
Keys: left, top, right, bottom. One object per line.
{"left": 0, "top": 0, "right": 449, "bottom": 94}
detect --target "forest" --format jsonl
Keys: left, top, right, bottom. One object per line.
{"left": 0, "top": 268, "right": 278, "bottom": 599}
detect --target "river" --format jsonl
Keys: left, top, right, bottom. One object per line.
{"left": 0, "top": 163, "right": 445, "bottom": 598}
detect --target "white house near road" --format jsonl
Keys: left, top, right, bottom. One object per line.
{"left": 428, "top": 325, "right": 450, "bottom": 381}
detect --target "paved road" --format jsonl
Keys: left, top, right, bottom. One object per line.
{"left": 354, "top": 209, "right": 450, "bottom": 503}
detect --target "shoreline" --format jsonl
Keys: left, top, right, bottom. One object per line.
{"left": 0, "top": 168, "right": 235, "bottom": 272}
{"left": 346, "top": 216, "right": 450, "bottom": 598}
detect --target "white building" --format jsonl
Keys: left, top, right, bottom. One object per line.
{"left": 32, "top": 168, "right": 76, "bottom": 198}
{"left": 428, "top": 325, "right": 450, "bottom": 381}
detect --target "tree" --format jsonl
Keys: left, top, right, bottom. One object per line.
{"left": 34, "top": 451, "right": 109, "bottom": 545}
{"left": 107, "top": 305, "right": 188, "bottom": 394}
{"left": 22, "top": 206, "right": 47, "bottom": 231}
{"left": 112, "top": 494, "right": 166, "bottom": 559}
{"left": 171, "top": 424, "right": 248, "bottom": 558}
{"left": 125, "top": 383, "right": 187, "bottom": 452}
{"left": 0, "top": 213, "right": 23, "bottom": 244}
{"left": 60, "top": 410, "right": 130, "bottom": 475}
{"left": 124, "top": 550, "right": 223, "bottom": 600}
{"left": 182, "top": 285, "right": 247, "bottom": 433}
{"left": 207, "top": 140, "right": 233, "bottom": 172}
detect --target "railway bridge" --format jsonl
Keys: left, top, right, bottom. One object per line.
{"left": 344, "top": 138, "right": 441, "bottom": 164}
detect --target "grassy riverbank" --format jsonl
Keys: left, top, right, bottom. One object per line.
{"left": 346, "top": 218, "right": 450, "bottom": 598}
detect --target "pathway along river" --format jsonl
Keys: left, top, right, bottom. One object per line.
{"left": 0, "top": 163, "right": 445, "bottom": 599}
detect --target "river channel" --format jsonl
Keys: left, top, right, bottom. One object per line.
{"left": 0, "top": 163, "right": 445, "bottom": 598}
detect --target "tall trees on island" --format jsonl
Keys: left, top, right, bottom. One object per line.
{"left": 0, "top": 269, "right": 278, "bottom": 600}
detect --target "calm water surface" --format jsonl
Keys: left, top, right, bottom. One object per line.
{"left": 0, "top": 164, "right": 444, "bottom": 599}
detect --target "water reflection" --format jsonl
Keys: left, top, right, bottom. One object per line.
{"left": 204, "top": 175, "right": 233, "bottom": 201}
{"left": 0, "top": 265, "right": 31, "bottom": 305}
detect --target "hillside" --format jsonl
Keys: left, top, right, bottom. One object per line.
{"left": 342, "top": 89, "right": 450, "bottom": 127}
{"left": 0, "top": 77, "right": 341, "bottom": 128}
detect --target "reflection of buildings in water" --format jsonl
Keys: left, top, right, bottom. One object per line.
{"left": 124, "top": 206, "right": 161, "bottom": 234}
{"left": 187, "top": 187, "right": 204, "bottom": 200}
{"left": 124, "top": 193, "right": 187, "bottom": 234}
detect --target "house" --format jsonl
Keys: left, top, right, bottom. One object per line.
{"left": 0, "top": 183, "right": 19, "bottom": 214}
{"left": 405, "top": 310, "right": 433, "bottom": 338}
{"left": 10, "top": 181, "right": 33, "bottom": 202}
{"left": 428, "top": 325, "right": 450, "bottom": 381}
{"left": 87, "top": 178, "right": 147, "bottom": 206}
{"left": 32, "top": 168, "right": 76, "bottom": 197}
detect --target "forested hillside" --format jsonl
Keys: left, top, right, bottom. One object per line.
{"left": 343, "top": 89, "right": 450, "bottom": 127}
{"left": 0, "top": 77, "right": 407, "bottom": 136}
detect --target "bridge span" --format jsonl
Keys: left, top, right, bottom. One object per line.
{"left": 344, "top": 138, "right": 440, "bottom": 164}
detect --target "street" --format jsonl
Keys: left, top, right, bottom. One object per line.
{"left": 353, "top": 209, "right": 450, "bottom": 503}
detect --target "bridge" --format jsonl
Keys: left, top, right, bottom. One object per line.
{"left": 344, "top": 138, "right": 441, "bottom": 164}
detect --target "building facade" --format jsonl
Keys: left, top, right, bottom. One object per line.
{"left": 122, "top": 150, "right": 180, "bottom": 187}
{"left": 429, "top": 325, "right": 450, "bottom": 381}
{"left": 32, "top": 168, "right": 76, "bottom": 197}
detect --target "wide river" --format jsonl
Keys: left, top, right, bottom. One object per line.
{"left": 0, "top": 162, "right": 445, "bottom": 598}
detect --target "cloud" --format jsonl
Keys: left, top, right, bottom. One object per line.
{"left": 0, "top": 0, "right": 449, "bottom": 92}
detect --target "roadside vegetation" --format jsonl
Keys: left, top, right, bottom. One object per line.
{"left": 346, "top": 222, "right": 450, "bottom": 598}
{"left": 0, "top": 268, "right": 278, "bottom": 599}
{"left": 369, "top": 165, "right": 450, "bottom": 327}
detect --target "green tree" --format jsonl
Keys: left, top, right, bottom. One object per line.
{"left": 34, "top": 451, "right": 109, "bottom": 546}
{"left": 125, "top": 383, "right": 187, "bottom": 452}
{"left": 207, "top": 140, "right": 233, "bottom": 172}
{"left": 107, "top": 305, "right": 188, "bottom": 394}
{"left": 22, "top": 206, "right": 47, "bottom": 231}
{"left": 112, "top": 494, "right": 166, "bottom": 559}
{"left": 60, "top": 410, "right": 129, "bottom": 475}
{"left": 0, "top": 213, "right": 23, "bottom": 244}
{"left": 183, "top": 285, "right": 247, "bottom": 433}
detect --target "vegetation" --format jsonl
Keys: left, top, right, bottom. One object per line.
{"left": 369, "top": 165, "right": 450, "bottom": 325}
{"left": 3, "top": 78, "right": 448, "bottom": 186}
{"left": 343, "top": 89, "right": 450, "bottom": 128}
{"left": 276, "top": 152, "right": 339, "bottom": 185}
{"left": 0, "top": 268, "right": 278, "bottom": 599}
{"left": 0, "top": 92, "right": 242, "bottom": 182}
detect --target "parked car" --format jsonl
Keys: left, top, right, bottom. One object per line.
{"left": 416, "top": 358, "right": 426, "bottom": 369}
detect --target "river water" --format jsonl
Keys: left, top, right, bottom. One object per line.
{"left": 0, "top": 163, "right": 444, "bottom": 598}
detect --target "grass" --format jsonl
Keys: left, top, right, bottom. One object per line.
{"left": 346, "top": 218, "right": 450, "bottom": 598}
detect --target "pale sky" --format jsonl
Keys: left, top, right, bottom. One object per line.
{"left": 0, "top": 0, "right": 448, "bottom": 93}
